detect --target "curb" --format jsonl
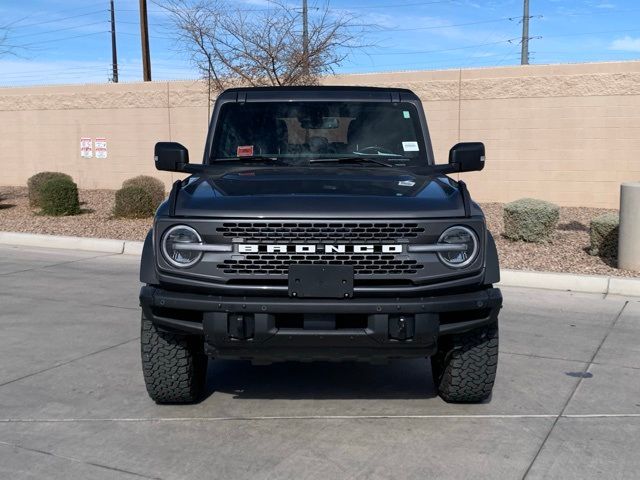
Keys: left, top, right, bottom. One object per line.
{"left": 1, "top": 231, "right": 638, "bottom": 297}
{"left": 497, "top": 270, "right": 610, "bottom": 294}
{"left": 0, "top": 232, "right": 143, "bottom": 256}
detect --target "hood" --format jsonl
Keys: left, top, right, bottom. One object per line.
{"left": 169, "top": 167, "right": 475, "bottom": 219}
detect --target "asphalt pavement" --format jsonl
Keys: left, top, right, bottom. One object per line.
{"left": 0, "top": 244, "right": 639, "bottom": 480}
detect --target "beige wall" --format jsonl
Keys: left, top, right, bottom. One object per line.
{"left": 1, "top": 61, "right": 639, "bottom": 208}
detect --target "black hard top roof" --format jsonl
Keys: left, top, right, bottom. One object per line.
{"left": 218, "top": 85, "right": 420, "bottom": 102}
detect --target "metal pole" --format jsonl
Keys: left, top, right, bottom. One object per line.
{"left": 521, "top": 0, "right": 530, "bottom": 65}
{"left": 302, "top": 0, "right": 309, "bottom": 77}
{"left": 110, "top": 0, "right": 118, "bottom": 82}
{"left": 619, "top": 182, "right": 640, "bottom": 272}
{"left": 140, "top": 0, "right": 152, "bottom": 81}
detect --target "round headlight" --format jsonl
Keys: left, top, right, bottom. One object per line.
{"left": 161, "top": 225, "right": 203, "bottom": 268}
{"left": 437, "top": 226, "right": 478, "bottom": 268}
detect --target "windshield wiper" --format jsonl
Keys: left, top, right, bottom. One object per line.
{"left": 309, "top": 156, "right": 395, "bottom": 167}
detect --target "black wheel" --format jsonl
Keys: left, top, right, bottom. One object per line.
{"left": 140, "top": 313, "right": 207, "bottom": 404}
{"left": 431, "top": 322, "right": 499, "bottom": 403}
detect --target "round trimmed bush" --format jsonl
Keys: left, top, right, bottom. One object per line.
{"left": 589, "top": 213, "right": 619, "bottom": 258}
{"left": 503, "top": 198, "right": 560, "bottom": 243}
{"left": 114, "top": 186, "right": 155, "bottom": 218}
{"left": 28, "top": 172, "right": 73, "bottom": 208}
{"left": 122, "top": 175, "right": 165, "bottom": 208}
{"left": 39, "top": 177, "right": 81, "bottom": 216}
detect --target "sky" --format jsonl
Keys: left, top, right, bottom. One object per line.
{"left": 1, "top": 0, "right": 640, "bottom": 86}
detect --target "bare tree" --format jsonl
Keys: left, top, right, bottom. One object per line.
{"left": 158, "top": 0, "right": 366, "bottom": 90}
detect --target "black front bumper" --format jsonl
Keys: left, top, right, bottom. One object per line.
{"left": 140, "top": 286, "right": 502, "bottom": 362}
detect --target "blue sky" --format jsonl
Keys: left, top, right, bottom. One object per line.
{"left": 1, "top": 0, "right": 640, "bottom": 86}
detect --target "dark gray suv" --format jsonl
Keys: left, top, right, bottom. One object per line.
{"left": 139, "top": 86, "right": 502, "bottom": 404}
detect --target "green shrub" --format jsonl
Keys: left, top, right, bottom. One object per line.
{"left": 113, "top": 186, "right": 155, "bottom": 218}
{"left": 122, "top": 175, "right": 165, "bottom": 208}
{"left": 39, "top": 177, "right": 81, "bottom": 216}
{"left": 503, "top": 198, "right": 560, "bottom": 243}
{"left": 27, "top": 172, "right": 73, "bottom": 207}
{"left": 589, "top": 213, "right": 619, "bottom": 258}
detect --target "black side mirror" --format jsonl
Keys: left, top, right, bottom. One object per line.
{"left": 155, "top": 142, "right": 189, "bottom": 172}
{"left": 448, "top": 142, "right": 485, "bottom": 173}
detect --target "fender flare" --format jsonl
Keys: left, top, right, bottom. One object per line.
{"left": 484, "top": 231, "right": 500, "bottom": 285}
{"left": 139, "top": 229, "right": 158, "bottom": 284}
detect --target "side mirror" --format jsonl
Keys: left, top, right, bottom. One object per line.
{"left": 448, "top": 142, "right": 485, "bottom": 173}
{"left": 154, "top": 142, "right": 189, "bottom": 172}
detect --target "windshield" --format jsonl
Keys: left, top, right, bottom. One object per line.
{"left": 210, "top": 101, "right": 427, "bottom": 167}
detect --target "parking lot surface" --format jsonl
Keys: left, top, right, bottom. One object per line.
{"left": 0, "top": 244, "right": 639, "bottom": 479}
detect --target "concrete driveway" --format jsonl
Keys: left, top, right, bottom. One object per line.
{"left": 0, "top": 244, "right": 638, "bottom": 480}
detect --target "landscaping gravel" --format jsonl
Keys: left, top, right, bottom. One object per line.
{"left": 483, "top": 203, "right": 637, "bottom": 278}
{"left": 0, "top": 187, "right": 151, "bottom": 242}
{"left": 0, "top": 186, "right": 637, "bottom": 277}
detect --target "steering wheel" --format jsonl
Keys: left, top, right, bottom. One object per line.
{"left": 353, "top": 145, "right": 394, "bottom": 155}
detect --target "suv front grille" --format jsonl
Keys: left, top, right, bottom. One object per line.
{"left": 216, "top": 222, "right": 425, "bottom": 243}
{"left": 218, "top": 254, "right": 424, "bottom": 276}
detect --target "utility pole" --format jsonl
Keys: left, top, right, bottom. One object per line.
{"left": 302, "top": 0, "right": 309, "bottom": 77}
{"left": 110, "top": 0, "right": 118, "bottom": 82}
{"left": 139, "top": 0, "right": 152, "bottom": 81}
{"left": 520, "top": 0, "right": 530, "bottom": 65}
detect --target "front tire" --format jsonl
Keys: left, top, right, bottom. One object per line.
{"left": 140, "top": 313, "right": 207, "bottom": 404}
{"left": 431, "top": 323, "right": 499, "bottom": 403}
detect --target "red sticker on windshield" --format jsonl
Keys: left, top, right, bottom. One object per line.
{"left": 237, "top": 145, "right": 254, "bottom": 157}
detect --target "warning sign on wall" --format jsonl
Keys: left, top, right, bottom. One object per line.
{"left": 95, "top": 138, "right": 107, "bottom": 159}
{"left": 80, "top": 137, "right": 93, "bottom": 158}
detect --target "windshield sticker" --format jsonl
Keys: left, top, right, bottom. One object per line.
{"left": 398, "top": 180, "right": 415, "bottom": 187}
{"left": 237, "top": 145, "right": 254, "bottom": 157}
{"left": 402, "top": 141, "right": 419, "bottom": 152}
{"left": 403, "top": 111, "right": 411, "bottom": 119}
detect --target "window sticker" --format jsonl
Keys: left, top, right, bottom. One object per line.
{"left": 403, "top": 111, "right": 411, "bottom": 119}
{"left": 402, "top": 141, "right": 419, "bottom": 152}
{"left": 237, "top": 145, "right": 254, "bottom": 157}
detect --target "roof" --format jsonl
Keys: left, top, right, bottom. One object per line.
{"left": 222, "top": 85, "right": 412, "bottom": 93}
{"left": 218, "top": 85, "right": 419, "bottom": 102}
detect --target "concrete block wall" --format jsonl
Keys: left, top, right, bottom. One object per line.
{"left": 1, "top": 61, "right": 639, "bottom": 208}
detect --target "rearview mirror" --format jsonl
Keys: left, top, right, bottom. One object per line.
{"left": 448, "top": 142, "right": 485, "bottom": 173}
{"left": 155, "top": 142, "right": 189, "bottom": 172}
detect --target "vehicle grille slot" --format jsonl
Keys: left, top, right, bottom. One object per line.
{"left": 216, "top": 222, "right": 425, "bottom": 243}
{"left": 218, "top": 254, "right": 424, "bottom": 276}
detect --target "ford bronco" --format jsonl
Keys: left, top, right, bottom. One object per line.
{"left": 139, "top": 86, "right": 501, "bottom": 404}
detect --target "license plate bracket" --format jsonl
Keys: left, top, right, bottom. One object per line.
{"left": 288, "top": 265, "right": 354, "bottom": 299}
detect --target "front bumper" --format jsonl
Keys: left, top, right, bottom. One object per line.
{"left": 139, "top": 286, "right": 502, "bottom": 362}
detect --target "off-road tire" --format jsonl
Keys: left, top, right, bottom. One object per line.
{"left": 141, "top": 313, "right": 207, "bottom": 404}
{"left": 431, "top": 322, "right": 498, "bottom": 403}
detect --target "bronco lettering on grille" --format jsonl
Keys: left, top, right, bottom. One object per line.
{"left": 237, "top": 244, "right": 404, "bottom": 254}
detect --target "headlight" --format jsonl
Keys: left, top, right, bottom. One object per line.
{"left": 437, "top": 226, "right": 479, "bottom": 268}
{"left": 161, "top": 225, "right": 203, "bottom": 268}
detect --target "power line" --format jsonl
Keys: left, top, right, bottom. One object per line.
{"left": 9, "top": 21, "right": 107, "bottom": 39}
{"left": 374, "top": 16, "right": 516, "bottom": 33}
{"left": 9, "top": 10, "right": 107, "bottom": 30}
{"left": 542, "top": 27, "right": 640, "bottom": 39}
{"left": 15, "top": 30, "right": 109, "bottom": 48}
{"left": 552, "top": 7, "right": 640, "bottom": 18}
{"left": 1, "top": 66, "right": 112, "bottom": 78}
{"left": 346, "top": 0, "right": 454, "bottom": 9}
{"left": 353, "top": 51, "right": 521, "bottom": 70}
{"left": 4, "top": 5, "right": 107, "bottom": 28}
{"left": 367, "top": 38, "right": 520, "bottom": 55}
